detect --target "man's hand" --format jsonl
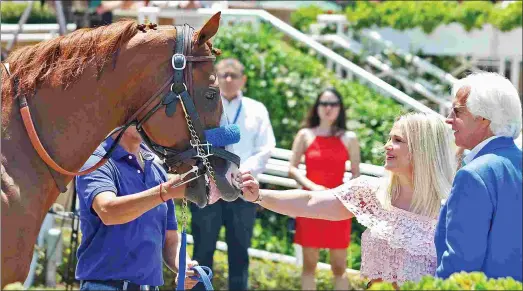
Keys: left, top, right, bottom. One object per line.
{"left": 164, "top": 174, "right": 186, "bottom": 200}
{"left": 240, "top": 171, "right": 260, "bottom": 202}
{"left": 175, "top": 260, "right": 200, "bottom": 290}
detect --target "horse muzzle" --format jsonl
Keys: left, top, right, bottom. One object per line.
{"left": 184, "top": 124, "right": 242, "bottom": 208}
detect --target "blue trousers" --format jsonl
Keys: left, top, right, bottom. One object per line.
{"left": 190, "top": 199, "right": 257, "bottom": 290}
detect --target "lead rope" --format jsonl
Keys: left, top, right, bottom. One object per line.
{"left": 175, "top": 95, "right": 215, "bottom": 291}
{"left": 176, "top": 199, "right": 214, "bottom": 291}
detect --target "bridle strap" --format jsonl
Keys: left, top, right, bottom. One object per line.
{"left": 18, "top": 90, "right": 135, "bottom": 176}
{"left": 20, "top": 105, "right": 110, "bottom": 176}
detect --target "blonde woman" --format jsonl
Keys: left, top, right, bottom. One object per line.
{"left": 240, "top": 113, "right": 456, "bottom": 289}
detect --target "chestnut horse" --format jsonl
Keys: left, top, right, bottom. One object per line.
{"left": 1, "top": 12, "right": 241, "bottom": 287}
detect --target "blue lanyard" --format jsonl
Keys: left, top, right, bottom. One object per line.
{"left": 227, "top": 101, "right": 242, "bottom": 125}
{"left": 176, "top": 229, "right": 214, "bottom": 290}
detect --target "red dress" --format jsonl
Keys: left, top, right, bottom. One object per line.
{"left": 294, "top": 135, "right": 352, "bottom": 249}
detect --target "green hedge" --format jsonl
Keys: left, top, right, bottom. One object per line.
{"left": 162, "top": 245, "right": 368, "bottom": 290}
{"left": 1, "top": 2, "right": 57, "bottom": 24}
{"left": 176, "top": 203, "right": 363, "bottom": 270}
{"left": 8, "top": 233, "right": 521, "bottom": 291}
{"left": 4, "top": 230, "right": 368, "bottom": 291}
{"left": 291, "top": 1, "right": 523, "bottom": 34}
{"left": 213, "top": 24, "right": 404, "bottom": 165}
{"left": 290, "top": 5, "right": 327, "bottom": 33}
{"left": 369, "top": 272, "right": 523, "bottom": 290}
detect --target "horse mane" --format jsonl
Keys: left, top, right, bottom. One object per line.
{"left": 1, "top": 20, "right": 139, "bottom": 130}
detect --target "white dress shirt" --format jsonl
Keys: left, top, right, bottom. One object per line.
{"left": 463, "top": 136, "right": 501, "bottom": 165}
{"left": 221, "top": 91, "right": 276, "bottom": 177}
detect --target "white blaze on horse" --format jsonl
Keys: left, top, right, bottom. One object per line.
{"left": 1, "top": 12, "right": 242, "bottom": 287}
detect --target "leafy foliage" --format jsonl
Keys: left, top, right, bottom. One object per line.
{"left": 489, "top": 1, "right": 523, "bottom": 32}
{"left": 290, "top": 5, "right": 326, "bottom": 33}
{"left": 346, "top": 1, "right": 522, "bottom": 33}
{"left": 369, "top": 272, "right": 523, "bottom": 290}
{"left": 291, "top": 2, "right": 522, "bottom": 34}
{"left": 1, "top": 2, "right": 57, "bottom": 24}
{"left": 161, "top": 245, "right": 368, "bottom": 290}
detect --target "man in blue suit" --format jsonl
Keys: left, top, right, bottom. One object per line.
{"left": 435, "top": 72, "right": 522, "bottom": 281}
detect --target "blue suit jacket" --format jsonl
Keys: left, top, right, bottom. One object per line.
{"left": 435, "top": 137, "right": 522, "bottom": 281}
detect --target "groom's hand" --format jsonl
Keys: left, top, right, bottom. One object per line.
{"left": 174, "top": 260, "right": 200, "bottom": 290}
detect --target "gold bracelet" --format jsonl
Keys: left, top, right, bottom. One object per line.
{"left": 159, "top": 183, "right": 167, "bottom": 202}
{"left": 252, "top": 192, "right": 263, "bottom": 203}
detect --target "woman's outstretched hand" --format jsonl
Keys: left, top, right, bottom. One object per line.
{"left": 240, "top": 171, "right": 260, "bottom": 202}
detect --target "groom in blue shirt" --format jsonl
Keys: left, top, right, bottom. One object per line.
{"left": 436, "top": 72, "right": 522, "bottom": 281}
{"left": 75, "top": 126, "right": 199, "bottom": 290}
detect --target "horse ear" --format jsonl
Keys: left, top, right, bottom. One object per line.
{"left": 194, "top": 12, "right": 221, "bottom": 48}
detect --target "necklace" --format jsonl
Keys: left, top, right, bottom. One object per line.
{"left": 138, "top": 152, "right": 145, "bottom": 170}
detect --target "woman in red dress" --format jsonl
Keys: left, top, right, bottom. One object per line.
{"left": 289, "top": 88, "right": 361, "bottom": 290}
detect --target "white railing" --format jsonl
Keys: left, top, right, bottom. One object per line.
{"left": 0, "top": 23, "right": 77, "bottom": 33}
{"left": 311, "top": 34, "right": 451, "bottom": 115}
{"left": 362, "top": 30, "right": 458, "bottom": 86}
{"left": 260, "top": 147, "right": 384, "bottom": 188}
{"left": 0, "top": 23, "right": 77, "bottom": 44}
{"left": 183, "top": 233, "right": 360, "bottom": 275}
{"left": 316, "top": 14, "right": 458, "bottom": 88}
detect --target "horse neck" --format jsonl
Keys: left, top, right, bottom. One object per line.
{"left": 4, "top": 44, "right": 171, "bottom": 214}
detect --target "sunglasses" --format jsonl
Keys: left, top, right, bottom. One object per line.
{"left": 218, "top": 72, "right": 242, "bottom": 79}
{"left": 318, "top": 101, "right": 340, "bottom": 107}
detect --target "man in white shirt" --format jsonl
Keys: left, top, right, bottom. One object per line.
{"left": 190, "top": 58, "right": 276, "bottom": 290}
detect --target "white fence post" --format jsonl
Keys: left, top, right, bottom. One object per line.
{"left": 510, "top": 57, "right": 521, "bottom": 89}
{"left": 294, "top": 243, "right": 303, "bottom": 266}
{"left": 45, "top": 228, "right": 62, "bottom": 288}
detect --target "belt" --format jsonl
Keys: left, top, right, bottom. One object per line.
{"left": 81, "top": 280, "right": 158, "bottom": 290}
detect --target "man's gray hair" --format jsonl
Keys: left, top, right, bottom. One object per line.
{"left": 452, "top": 71, "right": 522, "bottom": 139}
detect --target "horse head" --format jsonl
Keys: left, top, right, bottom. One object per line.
{"left": 127, "top": 13, "right": 242, "bottom": 207}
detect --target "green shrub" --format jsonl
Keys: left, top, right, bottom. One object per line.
{"left": 369, "top": 272, "right": 523, "bottom": 290}
{"left": 346, "top": 1, "right": 522, "bottom": 33}
{"left": 290, "top": 4, "right": 325, "bottom": 33}
{"left": 292, "top": 1, "right": 522, "bottom": 34}
{"left": 490, "top": 1, "right": 523, "bottom": 32}
{"left": 1, "top": 2, "right": 57, "bottom": 24}
{"left": 161, "top": 245, "right": 368, "bottom": 290}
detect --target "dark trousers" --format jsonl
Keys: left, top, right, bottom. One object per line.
{"left": 190, "top": 199, "right": 257, "bottom": 290}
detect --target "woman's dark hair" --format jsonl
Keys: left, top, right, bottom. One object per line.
{"left": 301, "top": 87, "right": 347, "bottom": 135}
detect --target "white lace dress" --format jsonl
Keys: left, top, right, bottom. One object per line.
{"left": 332, "top": 176, "right": 437, "bottom": 284}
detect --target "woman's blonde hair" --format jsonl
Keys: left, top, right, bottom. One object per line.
{"left": 378, "top": 112, "right": 456, "bottom": 218}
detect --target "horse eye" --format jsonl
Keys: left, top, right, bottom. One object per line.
{"left": 205, "top": 89, "right": 217, "bottom": 100}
